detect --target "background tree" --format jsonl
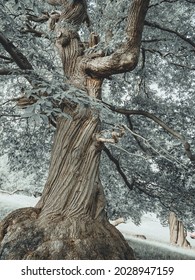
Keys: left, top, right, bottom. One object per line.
{"left": 168, "top": 212, "right": 191, "bottom": 248}
{"left": 0, "top": 0, "right": 195, "bottom": 259}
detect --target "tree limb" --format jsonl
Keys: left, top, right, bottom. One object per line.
{"left": 0, "top": 32, "right": 33, "bottom": 70}
{"left": 84, "top": 0, "right": 150, "bottom": 78}
{"left": 0, "top": 32, "right": 53, "bottom": 91}
{"left": 145, "top": 20, "right": 195, "bottom": 48}
{"left": 103, "top": 146, "right": 134, "bottom": 190}
{"left": 103, "top": 101, "right": 195, "bottom": 161}
{"left": 26, "top": 13, "right": 49, "bottom": 23}
{"left": 126, "top": 115, "right": 147, "bottom": 153}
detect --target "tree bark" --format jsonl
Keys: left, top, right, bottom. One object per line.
{"left": 168, "top": 212, "right": 191, "bottom": 248}
{"left": 0, "top": 107, "right": 134, "bottom": 259}
{"left": 0, "top": 0, "right": 150, "bottom": 259}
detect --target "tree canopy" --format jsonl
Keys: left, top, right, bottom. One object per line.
{"left": 1, "top": 0, "right": 195, "bottom": 231}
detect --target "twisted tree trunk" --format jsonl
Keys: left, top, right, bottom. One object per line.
{"left": 0, "top": 106, "right": 134, "bottom": 259}
{"left": 0, "top": 0, "right": 150, "bottom": 259}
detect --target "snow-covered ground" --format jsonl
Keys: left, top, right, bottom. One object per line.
{"left": 0, "top": 193, "right": 195, "bottom": 259}
{"left": 116, "top": 214, "right": 195, "bottom": 260}
{"left": 117, "top": 213, "right": 195, "bottom": 247}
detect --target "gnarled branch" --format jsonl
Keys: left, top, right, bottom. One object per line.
{"left": 83, "top": 0, "right": 150, "bottom": 78}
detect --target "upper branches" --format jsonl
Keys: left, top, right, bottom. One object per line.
{"left": 83, "top": 0, "right": 150, "bottom": 78}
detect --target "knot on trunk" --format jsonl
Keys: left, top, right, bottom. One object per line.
{"left": 56, "top": 28, "right": 80, "bottom": 47}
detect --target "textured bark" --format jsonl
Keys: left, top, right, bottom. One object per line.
{"left": 84, "top": 0, "right": 150, "bottom": 77}
{"left": 168, "top": 212, "right": 191, "bottom": 248}
{"left": 36, "top": 108, "right": 104, "bottom": 222}
{"left": 0, "top": 0, "right": 150, "bottom": 259}
{"left": 0, "top": 109, "right": 134, "bottom": 260}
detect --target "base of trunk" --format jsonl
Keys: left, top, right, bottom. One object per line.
{"left": 0, "top": 207, "right": 135, "bottom": 260}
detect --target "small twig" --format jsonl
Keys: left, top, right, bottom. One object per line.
{"left": 149, "top": 0, "right": 178, "bottom": 8}
{"left": 145, "top": 20, "right": 195, "bottom": 48}
{"left": 26, "top": 13, "right": 49, "bottom": 23}
{"left": 123, "top": 125, "right": 187, "bottom": 168}
{"left": 0, "top": 114, "right": 21, "bottom": 118}
{"left": 0, "top": 67, "right": 22, "bottom": 75}
{"left": 126, "top": 115, "right": 147, "bottom": 152}
{"left": 0, "top": 54, "right": 13, "bottom": 62}
{"left": 170, "top": 62, "right": 195, "bottom": 71}
{"left": 0, "top": 189, "right": 25, "bottom": 195}
{"left": 20, "top": 27, "right": 48, "bottom": 38}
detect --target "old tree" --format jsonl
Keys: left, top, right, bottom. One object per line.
{"left": 0, "top": 0, "right": 195, "bottom": 259}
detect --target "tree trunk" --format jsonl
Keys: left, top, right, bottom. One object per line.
{"left": 0, "top": 105, "right": 134, "bottom": 259}
{"left": 0, "top": 0, "right": 150, "bottom": 260}
{"left": 168, "top": 212, "right": 191, "bottom": 248}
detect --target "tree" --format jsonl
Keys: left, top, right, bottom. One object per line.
{"left": 168, "top": 212, "right": 191, "bottom": 248}
{"left": 0, "top": 0, "right": 195, "bottom": 259}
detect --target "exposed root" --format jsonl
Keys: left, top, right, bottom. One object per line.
{"left": 0, "top": 210, "right": 135, "bottom": 260}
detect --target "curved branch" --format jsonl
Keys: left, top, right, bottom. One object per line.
{"left": 103, "top": 146, "right": 134, "bottom": 190}
{"left": 103, "top": 101, "right": 195, "bottom": 161}
{"left": 84, "top": 0, "right": 150, "bottom": 78}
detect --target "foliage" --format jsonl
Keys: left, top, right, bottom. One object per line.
{"left": 0, "top": 0, "right": 195, "bottom": 230}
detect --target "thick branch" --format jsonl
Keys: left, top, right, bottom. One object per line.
{"left": 84, "top": 0, "right": 150, "bottom": 78}
{"left": 0, "top": 32, "right": 33, "bottom": 70}
{"left": 103, "top": 101, "right": 195, "bottom": 161}
{"left": 0, "top": 32, "right": 53, "bottom": 91}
